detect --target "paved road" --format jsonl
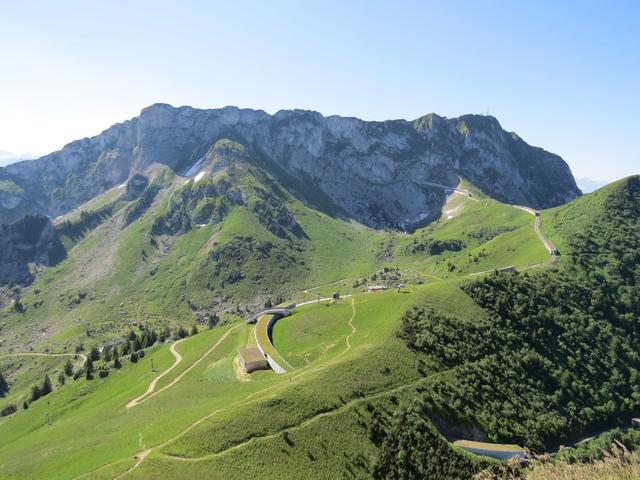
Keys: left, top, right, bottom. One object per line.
{"left": 467, "top": 204, "right": 558, "bottom": 277}
{"left": 414, "top": 180, "right": 479, "bottom": 201}
{"left": 512, "top": 204, "right": 558, "bottom": 255}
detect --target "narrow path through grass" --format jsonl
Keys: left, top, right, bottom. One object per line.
{"left": 125, "top": 338, "right": 187, "bottom": 409}
{"left": 92, "top": 298, "right": 360, "bottom": 479}
{"left": 0, "top": 351, "right": 87, "bottom": 364}
{"left": 124, "top": 325, "right": 240, "bottom": 409}
{"left": 301, "top": 278, "right": 345, "bottom": 298}
{"left": 162, "top": 375, "right": 426, "bottom": 462}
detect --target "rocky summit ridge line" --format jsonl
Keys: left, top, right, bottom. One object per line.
{"left": 0, "top": 104, "right": 580, "bottom": 227}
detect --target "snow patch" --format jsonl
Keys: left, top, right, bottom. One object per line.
{"left": 398, "top": 212, "right": 430, "bottom": 230}
{"left": 183, "top": 179, "right": 191, "bottom": 185}
{"left": 118, "top": 183, "right": 126, "bottom": 189}
{"left": 194, "top": 171, "right": 206, "bottom": 183}
{"left": 445, "top": 206, "right": 463, "bottom": 219}
{"left": 184, "top": 157, "right": 204, "bottom": 177}
{"left": 411, "top": 212, "right": 430, "bottom": 224}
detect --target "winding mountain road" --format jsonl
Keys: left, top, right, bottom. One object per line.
{"left": 420, "top": 180, "right": 558, "bottom": 268}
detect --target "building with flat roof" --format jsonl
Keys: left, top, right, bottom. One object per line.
{"left": 239, "top": 347, "right": 269, "bottom": 373}
{"left": 367, "top": 285, "right": 387, "bottom": 292}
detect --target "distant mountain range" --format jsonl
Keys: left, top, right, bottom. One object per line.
{"left": 0, "top": 150, "right": 34, "bottom": 167}
{"left": 576, "top": 177, "right": 609, "bottom": 193}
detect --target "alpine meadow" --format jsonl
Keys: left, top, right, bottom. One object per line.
{"left": 2, "top": 3, "right": 640, "bottom": 479}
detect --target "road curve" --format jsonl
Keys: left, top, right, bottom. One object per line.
{"left": 414, "top": 180, "right": 480, "bottom": 202}
{"left": 468, "top": 204, "right": 558, "bottom": 277}
{"left": 512, "top": 205, "right": 558, "bottom": 255}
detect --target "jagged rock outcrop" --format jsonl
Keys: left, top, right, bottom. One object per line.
{"left": 0, "top": 214, "right": 66, "bottom": 285}
{"left": 0, "top": 104, "right": 581, "bottom": 228}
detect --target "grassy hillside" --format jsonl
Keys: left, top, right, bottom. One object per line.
{"left": 2, "top": 159, "right": 622, "bottom": 478}
{"left": 0, "top": 289, "right": 426, "bottom": 479}
{"left": 375, "top": 176, "right": 640, "bottom": 477}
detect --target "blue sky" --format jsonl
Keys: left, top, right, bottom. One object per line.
{"left": 1, "top": 0, "right": 638, "bottom": 181}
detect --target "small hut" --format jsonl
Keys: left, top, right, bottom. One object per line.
{"left": 239, "top": 347, "right": 268, "bottom": 373}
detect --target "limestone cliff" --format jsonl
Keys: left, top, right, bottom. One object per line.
{"left": 0, "top": 104, "right": 580, "bottom": 228}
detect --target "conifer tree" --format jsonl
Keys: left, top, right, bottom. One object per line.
{"left": 103, "top": 347, "right": 112, "bottom": 362}
{"left": 58, "top": 371, "right": 66, "bottom": 386}
{"left": 0, "top": 371, "right": 8, "bottom": 397}
{"left": 85, "top": 358, "right": 94, "bottom": 379}
{"left": 176, "top": 326, "right": 188, "bottom": 339}
{"left": 63, "top": 359, "right": 74, "bottom": 377}
{"left": 41, "top": 374, "right": 52, "bottom": 396}
{"left": 89, "top": 346, "right": 100, "bottom": 362}
{"left": 30, "top": 384, "right": 41, "bottom": 402}
{"left": 207, "top": 313, "right": 219, "bottom": 329}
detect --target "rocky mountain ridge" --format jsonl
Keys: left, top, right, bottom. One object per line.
{"left": 0, "top": 104, "right": 581, "bottom": 228}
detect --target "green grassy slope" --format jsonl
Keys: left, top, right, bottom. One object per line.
{"left": 386, "top": 176, "right": 640, "bottom": 458}
{"left": 0, "top": 290, "right": 424, "bottom": 479}
{"left": 0, "top": 149, "right": 576, "bottom": 479}
{"left": 0, "top": 146, "right": 383, "bottom": 355}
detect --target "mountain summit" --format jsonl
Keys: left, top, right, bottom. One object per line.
{"left": 0, "top": 104, "right": 580, "bottom": 227}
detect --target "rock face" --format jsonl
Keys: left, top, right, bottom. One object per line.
{"left": 0, "top": 214, "right": 66, "bottom": 285}
{"left": 0, "top": 104, "right": 581, "bottom": 228}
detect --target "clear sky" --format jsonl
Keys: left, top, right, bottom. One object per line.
{"left": 1, "top": 0, "right": 638, "bottom": 181}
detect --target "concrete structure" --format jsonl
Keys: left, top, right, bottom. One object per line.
{"left": 245, "top": 308, "right": 291, "bottom": 324}
{"left": 632, "top": 418, "right": 640, "bottom": 429}
{"left": 254, "top": 313, "right": 293, "bottom": 374}
{"left": 239, "top": 347, "right": 269, "bottom": 373}
{"left": 453, "top": 440, "right": 526, "bottom": 460}
{"left": 367, "top": 285, "right": 387, "bottom": 292}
